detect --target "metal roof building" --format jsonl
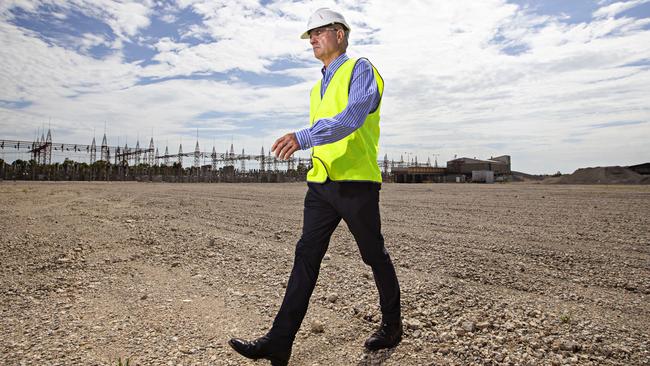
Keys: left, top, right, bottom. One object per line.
{"left": 446, "top": 155, "right": 511, "bottom": 176}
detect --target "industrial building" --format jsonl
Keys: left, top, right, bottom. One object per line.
{"left": 392, "top": 155, "right": 511, "bottom": 183}
{"left": 391, "top": 166, "right": 448, "bottom": 183}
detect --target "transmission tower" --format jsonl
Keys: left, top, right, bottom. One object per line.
{"left": 383, "top": 154, "right": 389, "bottom": 175}
{"left": 36, "top": 131, "right": 43, "bottom": 164}
{"left": 148, "top": 138, "right": 155, "bottom": 165}
{"left": 114, "top": 145, "right": 121, "bottom": 165}
{"left": 101, "top": 133, "right": 109, "bottom": 162}
{"left": 45, "top": 128, "right": 52, "bottom": 164}
{"left": 240, "top": 149, "right": 246, "bottom": 173}
{"left": 178, "top": 143, "right": 183, "bottom": 167}
{"left": 211, "top": 146, "right": 217, "bottom": 170}
{"left": 90, "top": 137, "right": 97, "bottom": 163}
{"left": 134, "top": 140, "right": 141, "bottom": 165}
{"left": 30, "top": 135, "right": 37, "bottom": 163}
{"left": 273, "top": 153, "right": 278, "bottom": 171}
{"left": 193, "top": 129, "right": 201, "bottom": 169}
{"left": 193, "top": 140, "right": 200, "bottom": 168}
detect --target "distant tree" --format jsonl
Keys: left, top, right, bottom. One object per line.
{"left": 62, "top": 158, "right": 74, "bottom": 179}
{"left": 12, "top": 159, "right": 27, "bottom": 179}
{"left": 296, "top": 162, "right": 308, "bottom": 176}
{"left": 51, "top": 162, "right": 61, "bottom": 180}
{"left": 27, "top": 159, "right": 38, "bottom": 180}
{"left": 91, "top": 160, "right": 110, "bottom": 180}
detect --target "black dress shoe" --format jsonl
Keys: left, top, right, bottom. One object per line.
{"left": 364, "top": 321, "right": 403, "bottom": 351}
{"left": 228, "top": 336, "right": 291, "bottom": 366}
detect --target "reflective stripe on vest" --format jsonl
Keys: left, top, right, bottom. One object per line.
{"left": 307, "top": 58, "right": 384, "bottom": 183}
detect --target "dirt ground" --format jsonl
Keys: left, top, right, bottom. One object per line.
{"left": 0, "top": 182, "right": 648, "bottom": 366}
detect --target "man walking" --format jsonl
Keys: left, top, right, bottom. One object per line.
{"left": 229, "top": 8, "right": 402, "bottom": 365}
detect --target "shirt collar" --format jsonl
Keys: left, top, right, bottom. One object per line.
{"left": 321, "top": 53, "right": 349, "bottom": 79}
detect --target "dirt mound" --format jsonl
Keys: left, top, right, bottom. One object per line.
{"left": 545, "top": 166, "right": 649, "bottom": 184}
{"left": 512, "top": 171, "right": 545, "bottom": 182}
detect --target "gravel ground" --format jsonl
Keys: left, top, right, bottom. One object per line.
{"left": 0, "top": 181, "right": 648, "bottom": 366}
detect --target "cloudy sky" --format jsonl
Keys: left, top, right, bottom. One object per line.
{"left": 0, "top": 0, "right": 649, "bottom": 174}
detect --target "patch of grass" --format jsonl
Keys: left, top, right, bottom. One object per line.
{"left": 116, "top": 357, "right": 132, "bottom": 366}
{"left": 559, "top": 313, "right": 571, "bottom": 324}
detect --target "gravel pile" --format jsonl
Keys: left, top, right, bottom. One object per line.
{"left": 544, "top": 166, "right": 650, "bottom": 185}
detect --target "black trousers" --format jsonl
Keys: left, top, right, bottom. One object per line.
{"left": 267, "top": 180, "right": 401, "bottom": 345}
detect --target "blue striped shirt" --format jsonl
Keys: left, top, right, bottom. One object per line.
{"left": 295, "top": 53, "right": 380, "bottom": 150}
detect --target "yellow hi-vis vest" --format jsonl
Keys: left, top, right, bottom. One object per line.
{"left": 307, "top": 58, "right": 384, "bottom": 183}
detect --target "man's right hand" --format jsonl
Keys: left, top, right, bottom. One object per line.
{"left": 272, "top": 133, "right": 300, "bottom": 160}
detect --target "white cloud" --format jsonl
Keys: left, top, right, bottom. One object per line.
{"left": 1, "top": 0, "right": 154, "bottom": 40}
{"left": 51, "top": 11, "right": 66, "bottom": 20}
{"left": 78, "top": 32, "right": 109, "bottom": 52}
{"left": 160, "top": 13, "right": 177, "bottom": 23}
{"left": 0, "top": 0, "right": 38, "bottom": 15}
{"left": 149, "top": 0, "right": 314, "bottom": 77}
{"left": 593, "top": 0, "right": 650, "bottom": 18}
{"left": 154, "top": 37, "right": 189, "bottom": 52}
{"left": 0, "top": 21, "right": 139, "bottom": 100}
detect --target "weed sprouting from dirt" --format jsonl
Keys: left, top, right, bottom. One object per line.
{"left": 560, "top": 313, "right": 571, "bottom": 324}
{"left": 116, "top": 357, "right": 132, "bottom": 366}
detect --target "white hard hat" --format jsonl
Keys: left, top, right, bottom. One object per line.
{"left": 300, "top": 8, "right": 351, "bottom": 39}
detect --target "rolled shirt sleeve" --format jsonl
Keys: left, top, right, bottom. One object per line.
{"left": 296, "top": 58, "right": 380, "bottom": 150}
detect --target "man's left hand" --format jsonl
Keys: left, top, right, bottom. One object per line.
{"left": 272, "top": 132, "right": 300, "bottom": 160}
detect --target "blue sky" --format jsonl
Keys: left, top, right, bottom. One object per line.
{"left": 1, "top": 0, "right": 649, "bottom": 174}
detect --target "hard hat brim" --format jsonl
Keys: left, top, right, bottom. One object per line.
{"left": 300, "top": 22, "right": 349, "bottom": 39}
